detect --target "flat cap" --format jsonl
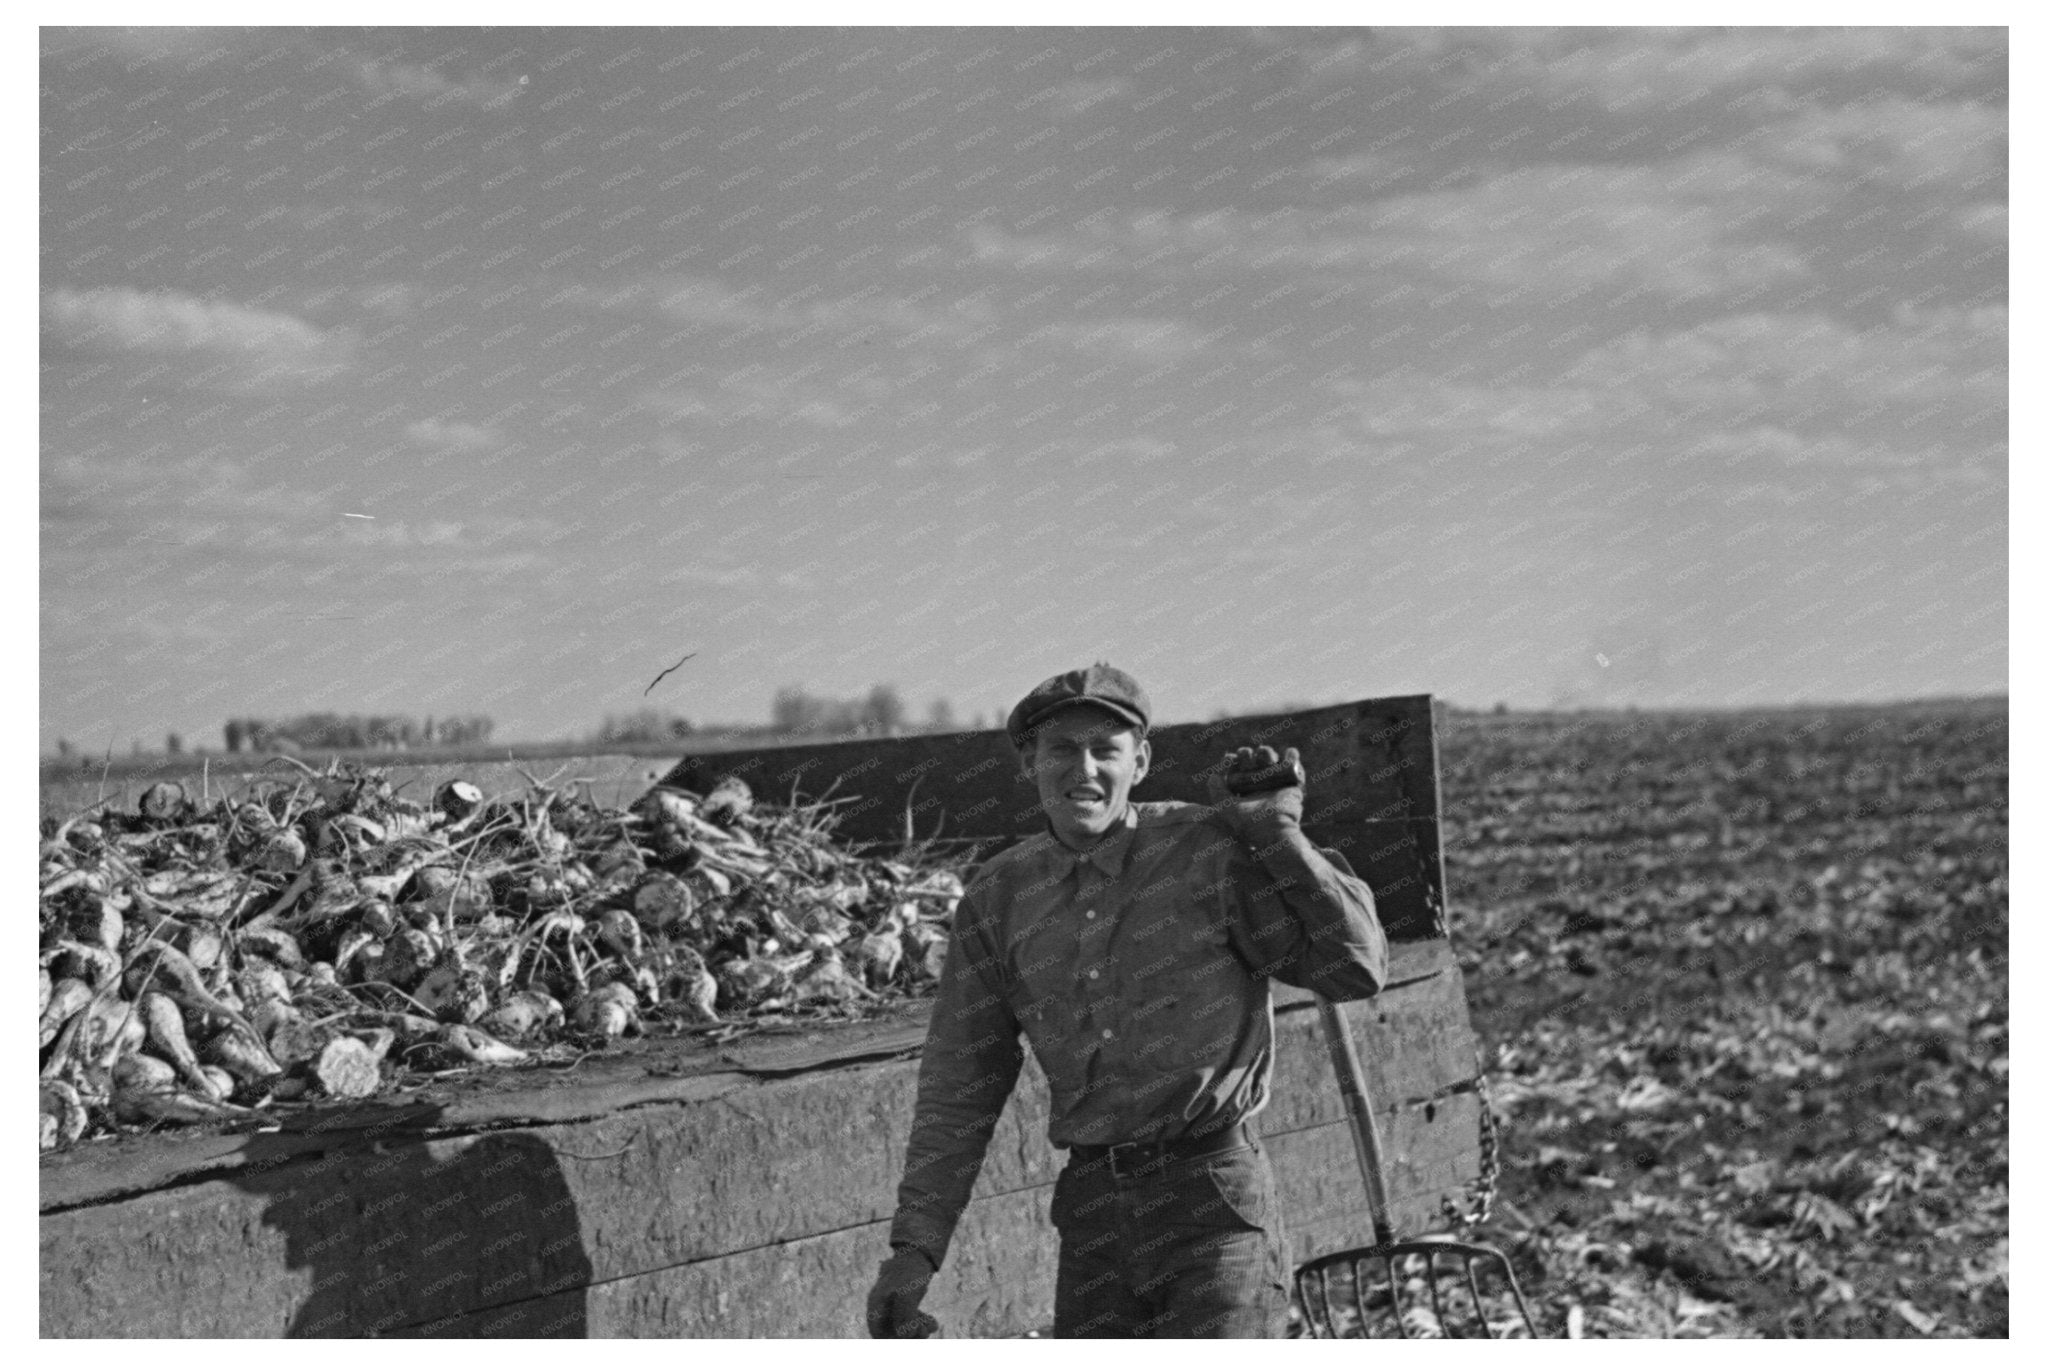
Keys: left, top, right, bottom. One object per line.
{"left": 1006, "top": 662, "right": 1151, "bottom": 748}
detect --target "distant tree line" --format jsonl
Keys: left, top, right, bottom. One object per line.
{"left": 591, "top": 688, "right": 971, "bottom": 747}
{"left": 770, "top": 684, "right": 910, "bottom": 738}
{"left": 593, "top": 709, "right": 697, "bottom": 744}
{"left": 223, "top": 714, "right": 494, "bottom": 753}
{"left": 51, "top": 689, "right": 985, "bottom": 765}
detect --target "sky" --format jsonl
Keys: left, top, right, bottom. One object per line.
{"left": 38, "top": 25, "right": 2008, "bottom": 752}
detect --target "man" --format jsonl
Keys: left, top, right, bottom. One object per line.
{"left": 866, "top": 663, "right": 1389, "bottom": 1338}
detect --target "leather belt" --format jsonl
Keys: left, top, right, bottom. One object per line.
{"left": 1066, "top": 1121, "right": 1253, "bottom": 1176}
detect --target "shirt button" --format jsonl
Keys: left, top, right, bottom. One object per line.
{"left": 1102, "top": 1028, "right": 1113, "bottom": 1040}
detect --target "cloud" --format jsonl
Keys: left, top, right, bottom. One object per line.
{"left": 43, "top": 288, "right": 352, "bottom": 387}
{"left": 1338, "top": 378, "right": 1614, "bottom": 441}
{"left": 663, "top": 563, "right": 760, "bottom": 589}
{"left": 45, "top": 32, "right": 525, "bottom": 113}
{"left": 333, "top": 518, "right": 469, "bottom": 549}
{"left": 41, "top": 449, "right": 332, "bottom": 563}
{"left": 641, "top": 368, "right": 871, "bottom": 431}
{"left": 1369, "top": 155, "right": 1812, "bottom": 297}
{"left": 1283, "top": 28, "right": 2004, "bottom": 112}
{"left": 1016, "top": 79, "right": 1127, "bottom": 115}
{"left": 729, "top": 386, "right": 856, "bottom": 429}
{"left": 354, "top": 55, "right": 523, "bottom": 110}
{"left": 1564, "top": 305, "right": 2007, "bottom": 422}
{"left": 970, "top": 149, "right": 1813, "bottom": 301}
{"left": 41, "top": 452, "right": 253, "bottom": 535}
{"left": 1291, "top": 303, "right": 2005, "bottom": 499}
{"left": 636, "top": 311, "right": 1212, "bottom": 437}
{"left": 354, "top": 283, "right": 423, "bottom": 319}
{"left": 310, "top": 515, "right": 560, "bottom": 576}
{"left": 43, "top": 442, "right": 558, "bottom": 571}
{"left": 405, "top": 419, "right": 498, "bottom": 454}
{"left": 44, "top": 27, "right": 244, "bottom": 68}
{"left": 805, "top": 289, "right": 997, "bottom": 343}
{"left": 1951, "top": 203, "right": 2007, "bottom": 243}
{"left": 641, "top": 277, "right": 778, "bottom": 330}
{"left": 584, "top": 275, "right": 996, "bottom": 347}
{"left": 1673, "top": 427, "right": 1984, "bottom": 476}
{"left": 1503, "top": 28, "right": 1999, "bottom": 112}
{"left": 1072, "top": 437, "right": 1180, "bottom": 466}
{"left": 1016, "top": 318, "right": 1213, "bottom": 365}
{"left": 649, "top": 555, "right": 805, "bottom": 591}
{"left": 1757, "top": 98, "right": 2005, "bottom": 190}
{"left": 1293, "top": 152, "right": 1416, "bottom": 190}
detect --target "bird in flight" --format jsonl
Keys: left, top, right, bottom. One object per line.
{"left": 644, "top": 652, "right": 698, "bottom": 696}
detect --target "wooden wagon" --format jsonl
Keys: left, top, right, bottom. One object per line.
{"left": 40, "top": 694, "right": 1488, "bottom": 1337}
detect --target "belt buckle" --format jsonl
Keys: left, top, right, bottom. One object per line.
{"left": 1106, "top": 1138, "right": 1165, "bottom": 1177}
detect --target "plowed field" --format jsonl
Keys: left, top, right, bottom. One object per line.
{"left": 1438, "top": 701, "right": 2007, "bottom": 1338}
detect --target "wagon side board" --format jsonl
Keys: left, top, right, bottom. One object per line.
{"left": 665, "top": 696, "right": 1449, "bottom": 940}
{"left": 39, "top": 959, "right": 1483, "bottom": 1338}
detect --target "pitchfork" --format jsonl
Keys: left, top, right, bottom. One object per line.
{"left": 1294, "top": 998, "right": 1543, "bottom": 1338}
{"left": 1216, "top": 745, "right": 1542, "bottom": 1339}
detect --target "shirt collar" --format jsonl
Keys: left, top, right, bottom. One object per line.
{"left": 1043, "top": 803, "right": 1140, "bottom": 880}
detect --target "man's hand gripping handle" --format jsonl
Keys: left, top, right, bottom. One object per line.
{"left": 1208, "top": 745, "right": 1308, "bottom": 833}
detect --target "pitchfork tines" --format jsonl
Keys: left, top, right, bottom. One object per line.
{"left": 1298, "top": 998, "right": 1543, "bottom": 1339}
{"left": 1295, "top": 1236, "right": 1538, "bottom": 1339}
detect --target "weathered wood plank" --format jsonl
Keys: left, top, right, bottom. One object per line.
{"left": 664, "top": 696, "right": 1446, "bottom": 940}
{"left": 396, "top": 1105, "right": 1484, "bottom": 1340}
{"left": 1276, "top": 1095, "right": 1487, "bottom": 1251}
{"left": 36, "top": 1070, "right": 783, "bottom": 1215}
{"left": 40, "top": 966, "right": 1481, "bottom": 1337}
{"left": 399, "top": 1184, "right": 1061, "bottom": 1339}
{"left": 1273, "top": 971, "right": 1483, "bottom": 1132}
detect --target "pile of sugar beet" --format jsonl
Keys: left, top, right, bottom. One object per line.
{"left": 38, "top": 760, "right": 966, "bottom": 1150}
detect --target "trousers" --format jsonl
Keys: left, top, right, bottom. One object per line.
{"left": 1048, "top": 1135, "right": 1292, "bottom": 1338}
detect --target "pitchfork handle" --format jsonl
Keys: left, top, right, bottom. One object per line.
{"left": 1221, "top": 752, "right": 1307, "bottom": 796}
{"left": 1317, "top": 998, "right": 1396, "bottom": 1247}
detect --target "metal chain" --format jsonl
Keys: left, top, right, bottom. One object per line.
{"left": 1440, "top": 1069, "right": 1502, "bottom": 1230}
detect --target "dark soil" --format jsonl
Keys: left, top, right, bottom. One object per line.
{"left": 1437, "top": 701, "right": 2007, "bottom": 1338}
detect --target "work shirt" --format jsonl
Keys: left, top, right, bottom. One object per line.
{"left": 888, "top": 798, "right": 1388, "bottom": 1266}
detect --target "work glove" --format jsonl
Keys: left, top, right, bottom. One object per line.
{"left": 1207, "top": 745, "right": 1307, "bottom": 838}
{"left": 866, "top": 1246, "right": 940, "bottom": 1338}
